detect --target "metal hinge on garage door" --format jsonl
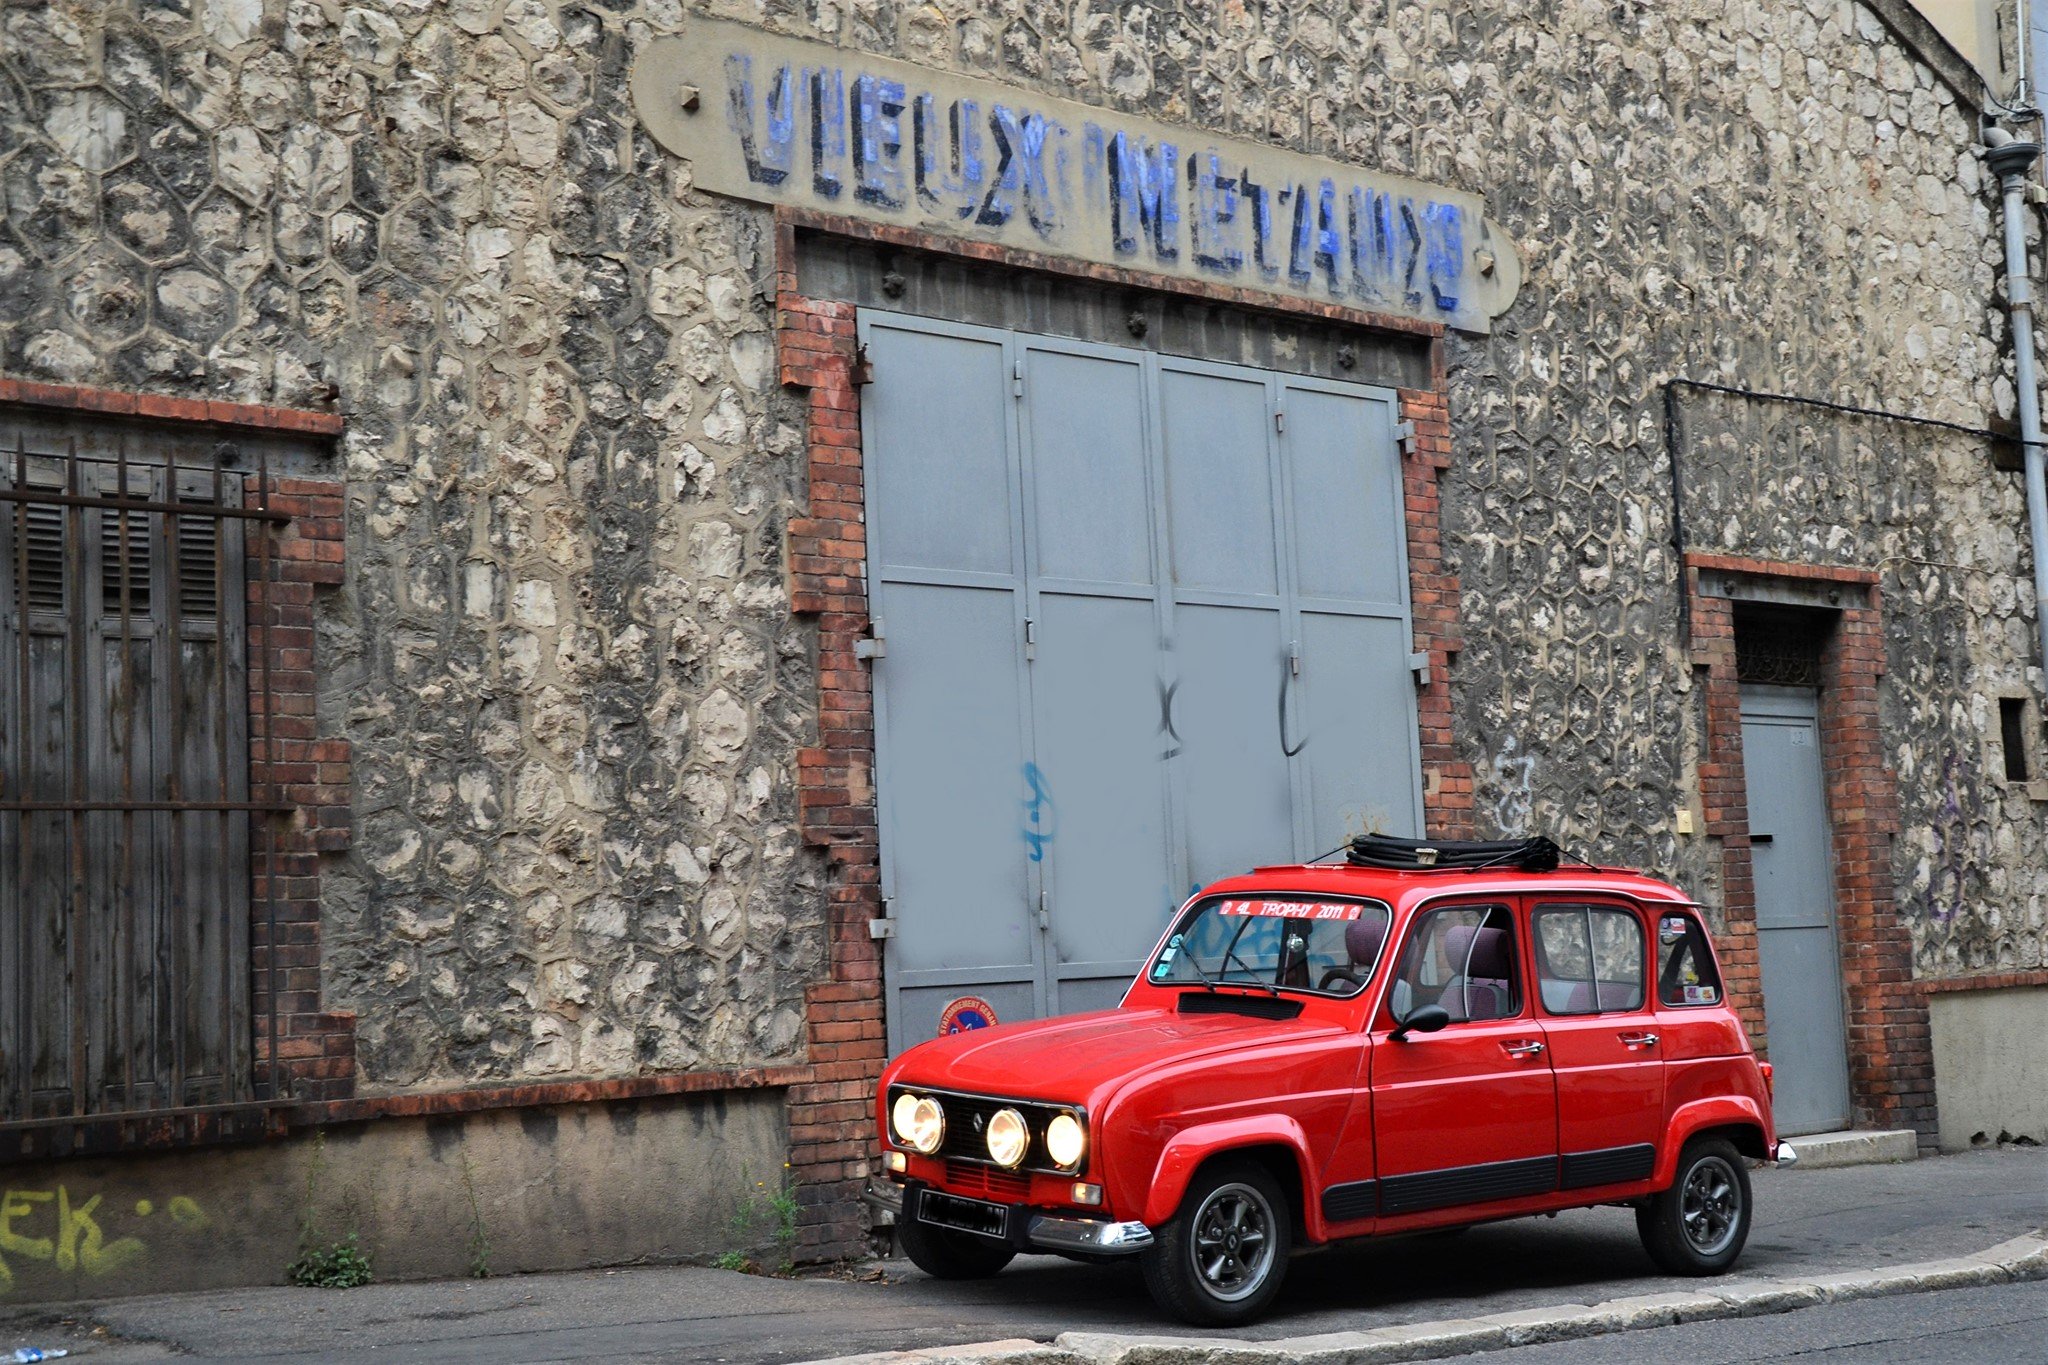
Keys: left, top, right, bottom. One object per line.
{"left": 854, "top": 618, "right": 886, "bottom": 660}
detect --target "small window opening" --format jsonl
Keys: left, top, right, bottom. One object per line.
{"left": 2000, "top": 698, "right": 2031, "bottom": 783}
{"left": 1733, "top": 601, "right": 1829, "bottom": 688}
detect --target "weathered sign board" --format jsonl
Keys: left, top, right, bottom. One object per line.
{"left": 632, "top": 22, "right": 1522, "bottom": 333}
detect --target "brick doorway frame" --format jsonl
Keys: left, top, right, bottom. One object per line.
{"left": 1686, "top": 551, "right": 1935, "bottom": 1148}
{"left": 772, "top": 208, "right": 1474, "bottom": 1253}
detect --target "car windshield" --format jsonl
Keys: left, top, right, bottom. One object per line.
{"left": 1146, "top": 895, "right": 1392, "bottom": 998}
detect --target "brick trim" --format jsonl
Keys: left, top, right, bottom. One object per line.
{"left": 1686, "top": 561, "right": 1937, "bottom": 1149}
{"left": 775, "top": 216, "right": 889, "bottom": 1260}
{"left": 1684, "top": 552, "right": 1880, "bottom": 587}
{"left": 0, "top": 379, "right": 343, "bottom": 437}
{"left": 296, "top": 1065, "right": 813, "bottom": 1125}
{"left": 1401, "top": 376, "right": 1472, "bottom": 837}
{"left": 247, "top": 476, "right": 357, "bottom": 1102}
{"left": 1919, "top": 969, "right": 2048, "bottom": 994}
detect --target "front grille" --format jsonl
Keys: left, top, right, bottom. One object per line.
{"left": 888, "top": 1085, "right": 1084, "bottom": 1176}
{"left": 944, "top": 1161, "right": 1031, "bottom": 1202}
{"left": 934, "top": 1093, "right": 1041, "bottom": 1165}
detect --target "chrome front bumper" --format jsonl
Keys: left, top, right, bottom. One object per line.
{"left": 1775, "top": 1141, "right": 1799, "bottom": 1168}
{"left": 1025, "top": 1212, "right": 1154, "bottom": 1254}
{"left": 860, "top": 1181, "right": 1155, "bottom": 1255}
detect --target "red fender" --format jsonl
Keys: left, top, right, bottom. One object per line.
{"left": 1655, "top": 1096, "right": 1772, "bottom": 1187}
{"left": 1138, "top": 1115, "right": 1317, "bottom": 1232}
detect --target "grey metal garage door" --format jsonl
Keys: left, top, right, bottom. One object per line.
{"left": 859, "top": 311, "right": 1423, "bottom": 1049}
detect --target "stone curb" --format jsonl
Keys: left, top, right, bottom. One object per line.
{"left": 798, "top": 1229, "right": 2048, "bottom": 1365}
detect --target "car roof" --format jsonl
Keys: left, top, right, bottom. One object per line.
{"left": 1194, "top": 862, "right": 1699, "bottom": 917}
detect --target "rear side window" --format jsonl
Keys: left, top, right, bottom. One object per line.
{"left": 1656, "top": 913, "right": 1724, "bottom": 1007}
{"left": 1534, "top": 905, "right": 1646, "bottom": 1014}
{"left": 1387, "top": 904, "right": 1520, "bottom": 1023}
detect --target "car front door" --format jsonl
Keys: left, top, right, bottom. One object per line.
{"left": 1529, "top": 898, "right": 1664, "bottom": 1193}
{"left": 1367, "top": 901, "right": 1560, "bottom": 1222}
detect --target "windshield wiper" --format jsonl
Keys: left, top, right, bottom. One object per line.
{"left": 1221, "top": 945, "right": 1281, "bottom": 996}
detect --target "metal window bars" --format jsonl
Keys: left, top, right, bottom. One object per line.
{"left": 2, "top": 431, "right": 294, "bottom": 1135}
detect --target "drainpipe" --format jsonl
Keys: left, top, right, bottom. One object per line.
{"left": 1983, "top": 127, "right": 2048, "bottom": 684}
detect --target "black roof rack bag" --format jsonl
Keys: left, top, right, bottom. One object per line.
{"left": 1346, "top": 835, "right": 1563, "bottom": 872}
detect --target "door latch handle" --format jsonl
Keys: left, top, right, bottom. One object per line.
{"left": 1277, "top": 650, "right": 1305, "bottom": 757}
{"left": 1619, "top": 1032, "right": 1660, "bottom": 1047}
{"left": 1501, "top": 1040, "right": 1546, "bottom": 1057}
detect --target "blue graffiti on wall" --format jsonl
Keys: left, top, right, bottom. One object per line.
{"left": 1020, "top": 763, "right": 1056, "bottom": 863}
{"left": 721, "top": 54, "right": 1467, "bottom": 315}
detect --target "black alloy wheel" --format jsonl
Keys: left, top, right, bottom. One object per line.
{"left": 1142, "top": 1157, "right": 1292, "bottom": 1325}
{"left": 1636, "top": 1135, "right": 1753, "bottom": 1274}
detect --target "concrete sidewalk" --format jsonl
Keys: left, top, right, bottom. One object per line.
{"left": 1, "top": 1146, "right": 2042, "bottom": 1365}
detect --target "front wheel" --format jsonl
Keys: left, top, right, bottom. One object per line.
{"left": 1141, "top": 1159, "right": 1292, "bottom": 1326}
{"left": 895, "top": 1210, "right": 1016, "bottom": 1280}
{"left": 1636, "top": 1136, "right": 1752, "bottom": 1275}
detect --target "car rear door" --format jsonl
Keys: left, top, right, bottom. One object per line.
{"left": 1528, "top": 898, "right": 1664, "bottom": 1193}
{"left": 1366, "top": 901, "right": 1560, "bottom": 1222}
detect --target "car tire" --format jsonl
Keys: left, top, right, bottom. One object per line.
{"left": 1141, "top": 1158, "right": 1292, "bottom": 1326}
{"left": 895, "top": 1209, "right": 1016, "bottom": 1280}
{"left": 1636, "top": 1136, "right": 1752, "bottom": 1275}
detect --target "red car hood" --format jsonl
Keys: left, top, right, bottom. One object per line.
{"left": 887, "top": 1005, "right": 1345, "bottom": 1107}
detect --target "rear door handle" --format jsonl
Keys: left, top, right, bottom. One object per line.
{"left": 1619, "top": 1031, "right": 1660, "bottom": 1048}
{"left": 1501, "top": 1040, "right": 1545, "bottom": 1058}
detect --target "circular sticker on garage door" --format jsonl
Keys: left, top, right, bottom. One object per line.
{"left": 937, "top": 996, "right": 999, "bottom": 1036}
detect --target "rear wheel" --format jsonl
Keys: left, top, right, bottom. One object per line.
{"left": 1636, "top": 1136, "right": 1751, "bottom": 1275}
{"left": 895, "top": 1207, "right": 1016, "bottom": 1280}
{"left": 1141, "top": 1159, "right": 1292, "bottom": 1326}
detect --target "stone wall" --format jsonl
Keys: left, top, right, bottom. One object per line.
{"left": 1, "top": 0, "right": 2039, "bottom": 1100}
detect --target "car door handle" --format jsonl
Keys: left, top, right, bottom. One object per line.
{"left": 1619, "top": 1032, "right": 1660, "bottom": 1048}
{"left": 1501, "top": 1040, "right": 1546, "bottom": 1058}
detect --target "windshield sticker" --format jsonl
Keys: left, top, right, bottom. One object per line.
{"left": 1659, "top": 915, "right": 1690, "bottom": 943}
{"left": 1215, "top": 900, "right": 1363, "bottom": 921}
{"left": 1684, "top": 985, "right": 1719, "bottom": 1005}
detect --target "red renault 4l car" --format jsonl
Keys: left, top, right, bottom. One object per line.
{"left": 865, "top": 836, "right": 1791, "bottom": 1325}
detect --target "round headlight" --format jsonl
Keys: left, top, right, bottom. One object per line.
{"left": 890, "top": 1092, "right": 920, "bottom": 1146}
{"left": 1046, "top": 1112, "right": 1086, "bottom": 1170}
{"left": 907, "top": 1095, "right": 946, "bottom": 1154}
{"left": 986, "top": 1108, "right": 1029, "bottom": 1168}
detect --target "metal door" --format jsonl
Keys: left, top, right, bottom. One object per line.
{"left": 860, "top": 318, "right": 1042, "bottom": 1043}
{"left": 1738, "top": 685, "right": 1853, "bottom": 1135}
{"left": 1018, "top": 342, "right": 1177, "bottom": 1019}
{"left": 862, "top": 313, "right": 1422, "bottom": 1049}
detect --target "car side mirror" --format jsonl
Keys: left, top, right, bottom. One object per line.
{"left": 1391, "top": 1004, "right": 1451, "bottom": 1041}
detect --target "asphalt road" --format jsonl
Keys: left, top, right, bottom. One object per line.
{"left": 2, "top": 1146, "right": 2042, "bottom": 1364}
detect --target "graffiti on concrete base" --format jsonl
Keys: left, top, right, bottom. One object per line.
{"left": 0, "top": 1187, "right": 208, "bottom": 1290}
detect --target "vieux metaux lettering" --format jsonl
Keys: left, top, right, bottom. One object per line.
{"left": 632, "top": 22, "right": 1520, "bottom": 334}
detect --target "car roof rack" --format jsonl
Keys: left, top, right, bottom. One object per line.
{"left": 1344, "top": 834, "right": 1580, "bottom": 873}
